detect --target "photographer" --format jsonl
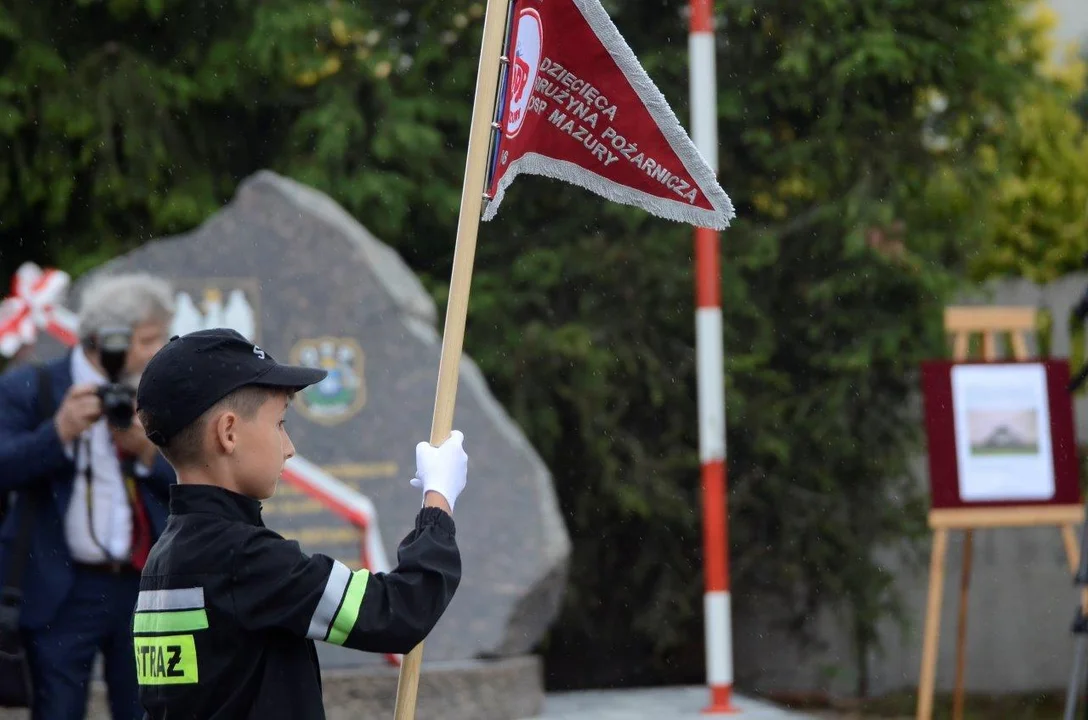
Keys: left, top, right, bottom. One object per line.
{"left": 0, "top": 273, "right": 177, "bottom": 720}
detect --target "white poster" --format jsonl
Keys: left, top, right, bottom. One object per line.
{"left": 951, "top": 363, "right": 1055, "bottom": 502}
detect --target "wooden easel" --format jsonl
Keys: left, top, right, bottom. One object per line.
{"left": 916, "top": 306, "right": 1086, "bottom": 720}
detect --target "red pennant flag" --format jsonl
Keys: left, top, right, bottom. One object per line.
{"left": 483, "top": 0, "right": 734, "bottom": 230}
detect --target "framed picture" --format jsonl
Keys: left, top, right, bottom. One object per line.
{"left": 920, "top": 360, "right": 1081, "bottom": 510}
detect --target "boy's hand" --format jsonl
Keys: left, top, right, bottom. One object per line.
{"left": 410, "top": 430, "right": 468, "bottom": 512}
{"left": 423, "top": 491, "right": 453, "bottom": 516}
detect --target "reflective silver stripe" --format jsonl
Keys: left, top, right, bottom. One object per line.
{"left": 306, "top": 560, "right": 351, "bottom": 640}
{"left": 136, "top": 587, "right": 205, "bottom": 612}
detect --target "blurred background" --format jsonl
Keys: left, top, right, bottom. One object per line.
{"left": 3, "top": 0, "right": 1088, "bottom": 717}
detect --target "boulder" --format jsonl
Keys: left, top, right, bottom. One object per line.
{"left": 65, "top": 170, "right": 572, "bottom": 667}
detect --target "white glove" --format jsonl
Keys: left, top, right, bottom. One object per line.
{"left": 409, "top": 430, "right": 468, "bottom": 511}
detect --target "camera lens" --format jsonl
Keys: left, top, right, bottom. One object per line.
{"left": 99, "top": 383, "right": 136, "bottom": 429}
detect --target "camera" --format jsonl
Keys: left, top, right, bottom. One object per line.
{"left": 93, "top": 326, "right": 136, "bottom": 430}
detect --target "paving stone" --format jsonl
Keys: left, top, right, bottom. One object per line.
{"left": 530, "top": 686, "right": 822, "bottom": 720}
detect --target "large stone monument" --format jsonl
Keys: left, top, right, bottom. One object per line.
{"left": 58, "top": 171, "right": 571, "bottom": 718}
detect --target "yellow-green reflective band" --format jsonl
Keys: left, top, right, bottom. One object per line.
{"left": 134, "top": 634, "right": 199, "bottom": 685}
{"left": 133, "top": 609, "right": 208, "bottom": 634}
{"left": 326, "top": 569, "right": 370, "bottom": 646}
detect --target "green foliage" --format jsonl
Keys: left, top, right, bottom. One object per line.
{"left": 696, "top": 0, "right": 1040, "bottom": 694}
{"left": 966, "top": 7, "right": 1088, "bottom": 282}
{"left": 0, "top": 0, "right": 1056, "bottom": 696}
{"left": 969, "top": 84, "right": 1088, "bottom": 282}
{"left": 0, "top": 0, "right": 482, "bottom": 279}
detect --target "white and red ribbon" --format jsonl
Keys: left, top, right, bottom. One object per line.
{"left": 0, "top": 262, "right": 78, "bottom": 358}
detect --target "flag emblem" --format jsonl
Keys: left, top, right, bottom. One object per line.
{"left": 503, "top": 7, "right": 544, "bottom": 139}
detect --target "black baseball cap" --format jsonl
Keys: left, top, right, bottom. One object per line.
{"left": 137, "top": 328, "right": 327, "bottom": 447}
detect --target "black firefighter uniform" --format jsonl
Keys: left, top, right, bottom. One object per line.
{"left": 131, "top": 484, "right": 461, "bottom": 719}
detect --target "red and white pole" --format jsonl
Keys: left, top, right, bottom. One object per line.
{"left": 689, "top": 0, "right": 735, "bottom": 713}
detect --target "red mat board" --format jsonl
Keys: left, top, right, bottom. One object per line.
{"left": 920, "top": 360, "right": 1081, "bottom": 510}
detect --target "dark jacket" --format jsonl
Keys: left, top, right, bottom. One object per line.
{"left": 0, "top": 354, "right": 174, "bottom": 629}
{"left": 134, "top": 484, "right": 460, "bottom": 719}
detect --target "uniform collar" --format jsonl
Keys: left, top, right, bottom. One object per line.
{"left": 169, "top": 484, "right": 264, "bottom": 526}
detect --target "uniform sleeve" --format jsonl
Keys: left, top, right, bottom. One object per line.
{"left": 232, "top": 507, "right": 461, "bottom": 655}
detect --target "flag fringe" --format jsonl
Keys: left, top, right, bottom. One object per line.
{"left": 482, "top": 152, "right": 730, "bottom": 230}
{"left": 483, "top": 0, "right": 735, "bottom": 230}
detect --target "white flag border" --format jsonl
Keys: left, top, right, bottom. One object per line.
{"left": 483, "top": 151, "right": 728, "bottom": 229}
{"left": 482, "top": 0, "right": 735, "bottom": 231}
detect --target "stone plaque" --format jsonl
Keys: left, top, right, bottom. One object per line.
{"left": 64, "top": 171, "right": 572, "bottom": 667}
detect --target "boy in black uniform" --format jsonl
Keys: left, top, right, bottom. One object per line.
{"left": 130, "top": 328, "right": 466, "bottom": 719}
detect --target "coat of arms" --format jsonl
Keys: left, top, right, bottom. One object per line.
{"left": 289, "top": 337, "right": 366, "bottom": 425}
{"left": 169, "top": 279, "right": 260, "bottom": 342}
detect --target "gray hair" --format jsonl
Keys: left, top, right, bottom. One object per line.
{"left": 77, "top": 272, "right": 176, "bottom": 342}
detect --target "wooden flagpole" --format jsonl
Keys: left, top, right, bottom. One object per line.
{"left": 391, "top": 0, "right": 514, "bottom": 717}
